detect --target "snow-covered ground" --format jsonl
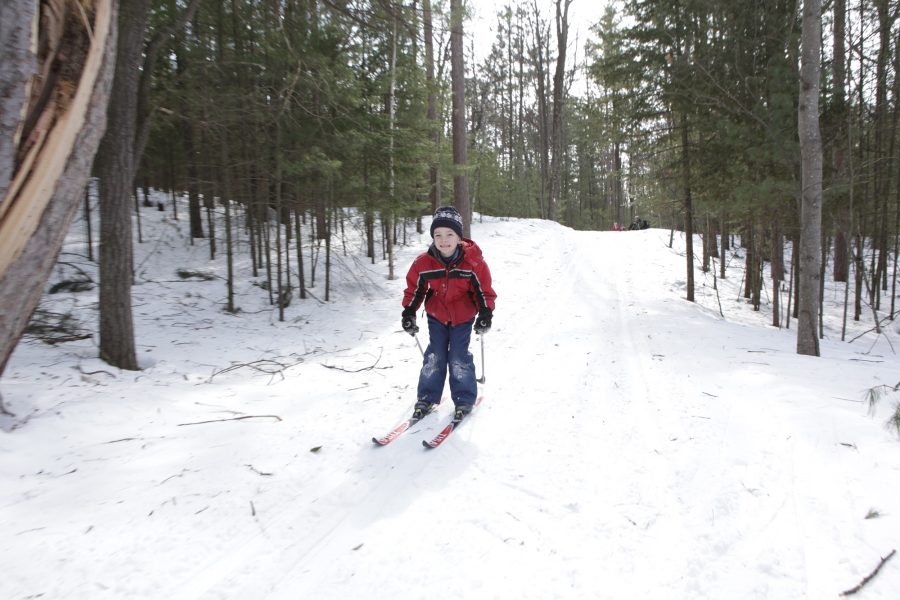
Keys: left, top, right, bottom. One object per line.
{"left": 1, "top": 196, "right": 898, "bottom": 599}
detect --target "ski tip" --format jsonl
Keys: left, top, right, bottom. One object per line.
{"left": 422, "top": 440, "right": 436, "bottom": 449}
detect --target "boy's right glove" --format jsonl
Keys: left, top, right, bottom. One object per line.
{"left": 474, "top": 308, "right": 492, "bottom": 334}
{"left": 401, "top": 308, "right": 419, "bottom": 336}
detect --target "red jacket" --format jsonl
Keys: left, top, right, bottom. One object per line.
{"left": 403, "top": 239, "right": 496, "bottom": 325}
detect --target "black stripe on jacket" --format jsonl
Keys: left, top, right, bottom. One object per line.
{"left": 448, "top": 269, "right": 489, "bottom": 312}
{"left": 406, "top": 269, "right": 444, "bottom": 312}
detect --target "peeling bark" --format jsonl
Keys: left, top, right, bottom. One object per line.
{"left": 0, "top": 0, "right": 117, "bottom": 377}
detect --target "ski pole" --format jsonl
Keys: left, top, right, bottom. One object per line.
{"left": 414, "top": 332, "right": 424, "bottom": 356}
{"left": 477, "top": 335, "right": 486, "bottom": 384}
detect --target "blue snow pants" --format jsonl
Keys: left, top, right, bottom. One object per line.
{"left": 417, "top": 316, "right": 477, "bottom": 408}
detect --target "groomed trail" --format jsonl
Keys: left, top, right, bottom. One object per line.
{"left": 4, "top": 216, "right": 897, "bottom": 600}
{"left": 168, "top": 222, "right": 892, "bottom": 599}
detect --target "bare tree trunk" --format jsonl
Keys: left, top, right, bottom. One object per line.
{"left": 772, "top": 222, "right": 784, "bottom": 327}
{"left": 96, "top": 0, "right": 201, "bottom": 370}
{"left": 97, "top": 0, "right": 152, "bottom": 370}
{"left": 387, "top": 16, "right": 398, "bottom": 280}
{"left": 0, "top": 0, "right": 35, "bottom": 203}
{"left": 295, "top": 207, "right": 306, "bottom": 300}
{"left": 219, "top": 134, "right": 236, "bottom": 314}
{"left": 84, "top": 185, "right": 94, "bottom": 261}
{"left": 450, "top": 0, "right": 470, "bottom": 233}
{"left": 831, "top": 0, "right": 849, "bottom": 283}
{"left": 186, "top": 139, "right": 205, "bottom": 238}
{"left": 0, "top": 0, "right": 116, "bottom": 379}
{"left": 870, "top": 0, "right": 893, "bottom": 310}
{"left": 546, "top": 0, "right": 571, "bottom": 222}
{"left": 719, "top": 218, "right": 727, "bottom": 280}
{"left": 701, "top": 215, "right": 712, "bottom": 272}
{"left": 786, "top": 235, "right": 796, "bottom": 329}
{"left": 854, "top": 228, "right": 864, "bottom": 321}
{"left": 797, "top": 0, "right": 823, "bottom": 356}
{"left": 680, "top": 113, "right": 695, "bottom": 302}
{"left": 274, "top": 126, "right": 285, "bottom": 321}
{"left": 325, "top": 202, "right": 332, "bottom": 302}
{"left": 423, "top": 0, "right": 441, "bottom": 213}
{"left": 531, "top": 6, "right": 550, "bottom": 220}
{"left": 180, "top": 100, "right": 204, "bottom": 238}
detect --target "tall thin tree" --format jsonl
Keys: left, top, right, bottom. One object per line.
{"left": 96, "top": 0, "right": 201, "bottom": 369}
{"left": 547, "top": 0, "right": 571, "bottom": 222}
{"left": 97, "top": 0, "right": 152, "bottom": 370}
{"left": 450, "top": 0, "right": 470, "bottom": 233}
{"left": 423, "top": 0, "right": 441, "bottom": 213}
{"left": 797, "top": 0, "right": 824, "bottom": 356}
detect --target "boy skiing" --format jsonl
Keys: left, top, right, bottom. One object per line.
{"left": 401, "top": 206, "right": 496, "bottom": 423}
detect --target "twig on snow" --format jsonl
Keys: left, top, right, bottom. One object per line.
{"left": 78, "top": 366, "right": 117, "bottom": 377}
{"left": 245, "top": 464, "right": 273, "bottom": 477}
{"left": 839, "top": 549, "right": 896, "bottom": 596}
{"left": 208, "top": 357, "right": 302, "bottom": 383}
{"left": 177, "top": 415, "right": 282, "bottom": 426}
{"left": 321, "top": 348, "right": 387, "bottom": 373}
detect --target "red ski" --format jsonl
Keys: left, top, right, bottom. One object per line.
{"left": 422, "top": 396, "right": 483, "bottom": 449}
{"left": 372, "top": 400, "right": 441, "bottom": 446}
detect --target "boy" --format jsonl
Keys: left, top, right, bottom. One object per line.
{"left": 401, "top": 206, "right": 496, "bottom": 421}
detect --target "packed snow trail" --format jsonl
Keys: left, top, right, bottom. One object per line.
{"left": 172, "top": 222, "right": 889, "bottom": 599}
{"left": 3, "top": 214, "right": 898, "bottom": 600}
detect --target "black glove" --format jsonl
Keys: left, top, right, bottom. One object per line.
{"left": 474, "top": 308, "right": 492, "bottom": 335}
{"left": 401, "top": 308, "right": 419, "bottom": 336}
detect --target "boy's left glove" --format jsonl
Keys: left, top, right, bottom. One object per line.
{"left": 474, "top": 308, "right": 492, "bottom": 334}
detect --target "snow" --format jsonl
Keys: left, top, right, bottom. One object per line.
{"left": 2, "top": 197, "right": 899, "bottom": 599}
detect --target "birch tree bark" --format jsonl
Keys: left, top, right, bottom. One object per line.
{"left": 797, "top": 0, "right": 823, "bottom": 356}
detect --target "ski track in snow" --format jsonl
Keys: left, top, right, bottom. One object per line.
{"left": 2, "top": 211, "right": 899, "bottom": 600}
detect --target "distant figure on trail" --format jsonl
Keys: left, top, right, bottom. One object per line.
{"left": 628, "top": 217, "right": 650, "bottom": 230}
{"left": 400, "top": 206, "right": 497, "bottom": 423}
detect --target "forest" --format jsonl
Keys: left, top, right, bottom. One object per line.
{"left": 0, "top": 0, "right": 898, "bottom": 379}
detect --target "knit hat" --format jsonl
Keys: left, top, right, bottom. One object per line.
{"left": 430, "top": 205, "right": 464, "bottom": 239}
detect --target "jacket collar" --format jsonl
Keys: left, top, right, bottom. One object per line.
{"left": 428, "top": 243, "right": 465, "bottom": 268}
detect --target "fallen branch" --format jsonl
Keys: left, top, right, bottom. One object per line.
{"left": 839, "top": 549, "right": 896, "bottom": 596}
{"left": 245, "top": 464, "right": 273, "bottom": 477}
{"left": 208, "top": 357, "right": 303, "bottom": 383}
{"left": 848, "top": 316, "right": 897, "bottom": 352}
{"left": 78, "top": 366, "right": 117, "bottom": 377}
{"left": 177, "top": 415, "right": 282, "bottom": 426}
{"left": 321, "top": 363, "right": 387, "bottom": 373}
{"left": 321, "top": 348, "right": 386, "bottom": 373}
